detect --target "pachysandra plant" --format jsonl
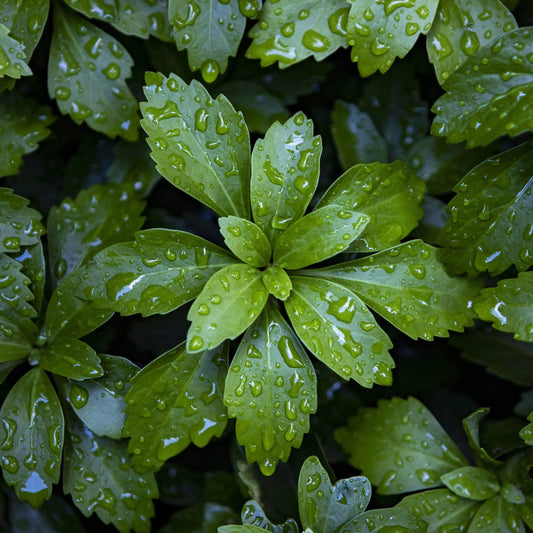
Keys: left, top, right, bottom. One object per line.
{"left": 74, "top": 72, "right": 480, "bottom": 476}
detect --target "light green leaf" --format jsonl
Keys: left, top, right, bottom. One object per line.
{"left": 262, "top": 266, "right": 292, "bottom": 301}
{"left": 331, "top": 100, "right": 387, "bottom": 170}
{"left": 474, "top": 272, "right": 533, "bottom": 342}
{"left": 0, "top": 92, "right": 54, "bottom": 178}
{"left": 251, "top": 112, "right": 321, "bottom": 244}
{"left": 431, "top": 27, "right": 533, "bottom": 147}
{"left": 47, "top": 183, "right": 146, "bottom": 287}
{"left": 124, "top": 342, "right": 228, "bottom": 473}
{"left": 427, "top": 0, "right": 517, "bottom": 85}
{"left": 439, "top": 141, "right": 533, "bottom": 276}
{"left": 273, "top": 206, "right": 369, "bottom": 270}
{"left": 316, "top": 161, "right": 425, "bottom": 252}
{"left": 347, "top": 507, "right": 428, "bottom": 532}
{"left": 140, "top": 72, "right": 251, "bottom": 218}
{"left": 285, "top": 276, "right": 394, "bottom": 387}
{"left": 58, "top": 355, "right": 137, "bottom": 439}
{"left": 246, "top": 0, "right": 350, "bottom": 68}
{"left": 219, "top": 216, "right": 271, "bottom": 268}
{"left": 0, "top": 368, "right": 63, "bottom": 508}
{"left": 0, "top": 189, "right": 45, "bottom": 253}
{"left": 169, "top": 0, "right": 246, "bottom": 82}
{"left": 346, "top": 0, "right": 439, "bottom": 77}
{"left": 219, "top": 526, "right": 269, "bottom": 533}
{"left": 468, "top": 495, "right": 524, "bottom": 533}
{"left": 13, "top": 242, "right": 46, "bottom": 317}
{"left": 298, "top": 455, "right": 371, "bottom": 532}
{"left": 0, "top": 22, "right": 31, "bottom": 78}
{"left": 520, "top": 494, "right": 533, "bottom": 529}
{"left": 463, "top": 408, "right": 503, "bottom": 468}
{"left": 335, "top": 396, "right": 468, "bottom": 494}
{"left": 306, "top": 240, "right": 479, "bottom": 340}
{"left": 441, "top": 466, "right": 500, "bottom": 501}
{"left": 240, "top": 500, "right": 299, "bottom": 533}
{"left": 63, "top": 411, "right": 158, "bottom": 533}
{"left": 77, "top": 229, "right": 238, "bottom": 317}
{"left": 187, "top": 263, "right": 268, "bottom": 352}
{"left": 48, "top": 3, "right": 138, "bottom": 140}
{"left": 0, "top": 316, "right": 35, "bottom": 362}
{"left": 37, "top": 336, "right": 103, "bottom": 380}
{"left": 224, "top": 303, "right": 317, "bottom": 476}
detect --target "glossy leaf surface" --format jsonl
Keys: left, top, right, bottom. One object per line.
{"left": 468, "top": 495, "right": 523, "bottom": 532}
{"left": 124, "top": 342, "right": 228, "bottom": 472}
{"left": 224, "top": 304, "right": 317, "bottom": 475}
{"left": 316, "top": 161, "right": 425, "bottom": 252}
{"left": 0, "top": 316, "right": 34, "bottom": 361}
{"left": 0, "top": 22, "right": 31, "bottom": 79}
{"left": 262, "top": 266, "right": 292, "bottom": 301}
{"left": 439, "top": 142, "right": 533, "bottom": 276}
{"left": 463, "top": 408, "right": 503, "bottom": 469}
{"left": 141, "top": 72, "right": 250, "bottom": 218}
{"left": 48, "top": 3, "right": 138, "bottom": 140}
{"left": 285, "top": 276, "right": 394, "bottom": 387}
{"left": 240, "top": 500, "right": 298, "bottom": 532}
{"left": 187, "top": 264, "right": 268, "bottom": 352}
{"left": 441, "top": 466, "right": 500, "bottom": 500}
{"left": 250, "top": 112, "right": 321, "bottom": 244}
{"left": 335, "top": 396, "right": 468, "bottom": 494}
{"left": 347, "top": 507, "right": 428, "bottom": 532}
{"left": 0, "top": 368, "right": 63, "bottom": 508}
{"left": 13, "top": 242, "right": 46, "bottom": 317}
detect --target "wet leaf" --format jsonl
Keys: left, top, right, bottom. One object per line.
{"left": 224, "top": 303, "right": 317, "bottom": 475}
{"left": 346, "top": 506, "right": 428, "bottom": 532}
{"left": 0, "top": 316, "right": 35, "bottom": 362}
{"left": 520, "top": 413, "right": 533, "bottom": 446}
{"left": 0, "top": 23, "right": 31, "bottom": 79}
{"left": 251, "top": 112, "right": 321, "bottom": 244}
{"left": 463, "top": 408, "right": 503, "bottom": 469}
{"left": 441, "top": 466, "right": 500, "bottom": 500}
{"left": 474, "top": 272, "right": 533, "bottom": 342}
{"left": 330, "top": 100, "right": 387, "bottom": 170}
{"left": 0, "top": 368, "right": 64, "bottom": 508}
{"left": 306, "top": 240, "right": 480, "bottom": 340}
{"left": 273, "top": 206, "right": 369, "bottom": 270}
{"left": 0, "top": 93, "right": 54, "bottom": 178}
{"left": 262, "top": 266, "right": 292, "bottom": 301}
{"left": 335, "top": 396, "right": 468, "bottom": 494}
{"left": 246, "top": 0, "right": 349, "bottom": 68}
{"left": 285, "top": 276, "right": 394, "bottom": 387}
{"left": 439, "top": 141, "right": 533, "bottom": 276}
{"left": 427, "top": 0, "right": 517, "bottom": 85}
{"left": 47, "top": 183, "right": 146, "bottom": 287}
{"left": 48, "top": 3, "right": 138, "bottom": 140}
{"left": 140, "top": 72, "right": 251, "bottom": 218}
{"left": 12, "top": 243, "right": 46, "bottom": 317}
{"left": 431, "top": 26, "right": 533, "bottom": 147}
{"left": 77, "top": 229, "right": 238, "bottom": 317}
{"left": 63, "top": 411, "right": 158, "bottom": 533}
{"left": 316, "top": 161, "right": 425, "bottom": 252}
{"left": 187, "top": 263, "right": 268, "bottom": 353}
{"left": 240, "top": 500, "right": 298, "bottom": 532}
{"left": 346, "top": 0, "right": 439, "bottom": 77}
{"left": 169, "top": 0, "right": 246, "bottom": 82}
{"left": 219, "top": 526, "right": 268, "bottom": 533}
{"left": 468, "top": 495, "right": 524, "bottom": 532}
{"left": 124, "top": 342, "right": 228, "bottom": 473}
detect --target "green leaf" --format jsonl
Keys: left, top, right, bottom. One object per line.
{"left": 0, "top": 316, "right": 35, "bottom": 362}
{"left": 47, "top": 183, "right": 146, "bottom": 287}
{"left": 441, "top": 466, "right": 500, "bottom": 500}
{"left": 285, "top": 276, "right": 394, "bottom": 387}
{"left": 13, "top": 242, "right": 46, "bottom": 317}
{"left": 187, "top": 263, "right": 268, "bottom": 352}
{"left": 246, "top": 0, "right": 349, "bottom": 68}
{"left": 58, "top": 355, "right": 137, "bottom": 439}
{"left": 123, "top": 342, "right": 228, "bottom": 473}
{"left": 431, "top": 27, "right": 533, "bottom": 147}
{"left": 0, "top": 189, "right": 45, "bottom": 254}
{"left": 316, "top": 161, "right": 425, "bottom": 252}
{"left": 224, "top": 303, "right": 317, "bottom": 475}
{"left": 219, "top": 216, "right": 272, "bottom": 268}
{"left": 306, "top": 240, "right": 479, "bottom": 340}
{"left": 37, "top": 336, "right": 103, "bottom": 380}
{"left": 439, "top": 142, "right": 533, "bottom": 276}
{"left": 140, "top": 72, "right": 251, "bottom": 218}
{"left": 169, "top": 0, "right": 246, "bottom": 82}
{"left": 63, "top": 411, "right": 158, "bottom": 533}
{"left": 346, "top": 0, "right": 439, "bottom": 77}
{"left": 0, "top": 92, "right": 54, "bottom": 178}
{"left": 347, "top": 507, "right": 428, "bottom": 532}
{"left": 0, "top": 368, "right": 63, "bottom": 508}
{"left": 520, "top": 413, "right": 533, "bottom": 446}
{"left": 463, "top": 408, "right": 503, "bottom": 468}
{"left": 219, "top": 526, "right": 269, "bottom": 533}
{"left": 273, "top": 206, "right": 369, "bottom": 270}
{"left": 0, "top": 23, "right": 31, "bottom": 79}
{"left": 262, "top": 266, "right": 292, "bottom": 301}
{"left": 330, "top": 100, "right": 387, "bottom": 170}
{"left": 251, "top": 112, "right": 321, "bottom": 244}
{"left": 78, "top": 229, "right": 238, "bottom": 317}
{"left": 0, "top": 359, "right": 23, "bottom": 387}
{"left": 335, "top": 396, "right": 468, "bottom": 494}
{"left": 474, "top": 272, "right": 533, "bottom": 342}
{"left": 298, "top": 455, "right": 371, "bottom": 532}
{"left": 468, "top": 495, "right": 524, "bottom": 533}
{"left": 48, "top": 3, "right": 138, "bottom": 140}
{"left": 520, "top": 494, "right": 533, "bottom": 530}
{"left": 240, "top": 500, "right": 299, "bottom": 533}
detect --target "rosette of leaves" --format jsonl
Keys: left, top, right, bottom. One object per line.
{"left": 218, "top": 455, "right": 426, "bottom": 532}
{"left": 0, "top": 183, "right": 159, "bottom": 532}
{"left": 336, "top": 397, "right": 533, "bottom": 532}
{"left": 77, "top": 72, "right": 480, "bottom": 476}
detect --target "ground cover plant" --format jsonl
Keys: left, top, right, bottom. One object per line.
{"left": 0, "top": 0, "right": 532, "bottom": 531}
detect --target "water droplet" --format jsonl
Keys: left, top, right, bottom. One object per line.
{"left": 102, "top": 62, "right": 120, "bottom": 79}
{"left": 278, "top": 336, "right": 304, "bottom": 368}
{"left": 201, "top": 59, "right": 219, "bottom": 83}
{"left": 70, "top": 384, "right": 89, "bottom": 409}
{"left": 195, "top": 107, "right": 208, "bottom": 132}
{"left": 281, "top": 22, "right": 294, "bottom": 37}
{"left": 1, "top": 418, "right": 17, "bottom": 451}
{"left": 371, "top": 38, "right": 390, "bottom": 56}
{"left": 460, "top": 30, "right": 480, "bottom": 56}
{"left": 301, "top": 29, "right": 330, "bottom": 53}
{"left": 405, "top": 22, "right": 420, "bottom": 36}
{"left": 54, "top": 86, "right": 71, "bottom": 100}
